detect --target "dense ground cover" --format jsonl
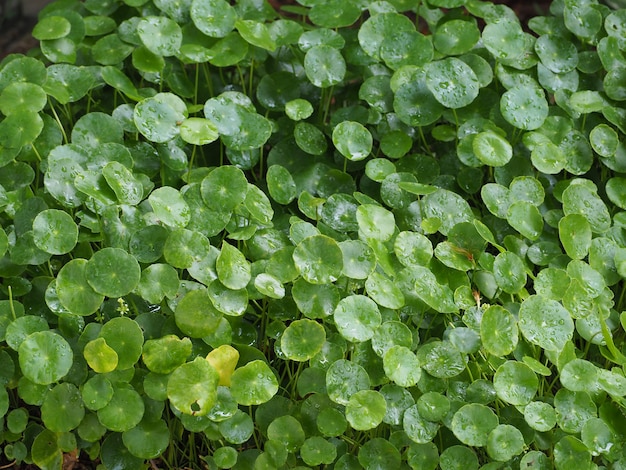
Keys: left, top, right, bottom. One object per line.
{"left": 2, "top": 0, "right": 626, "bottom": 468}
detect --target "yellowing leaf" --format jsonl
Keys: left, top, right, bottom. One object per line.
{"left": 206, "top": 345, "right": 240, "bottom": 386}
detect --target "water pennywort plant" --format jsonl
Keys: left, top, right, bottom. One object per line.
{"left": 3, "top": 0, "right": 626, "bottom": 468}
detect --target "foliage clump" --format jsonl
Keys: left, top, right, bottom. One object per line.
{"left": 2, "top": 0, "right": 626, "bottom": 468}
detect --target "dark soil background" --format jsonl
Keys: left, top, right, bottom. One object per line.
{"left": 0, "top": 0, "right": 553, "bottom": 60}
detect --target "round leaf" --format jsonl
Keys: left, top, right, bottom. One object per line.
{"left": 493, "top": 361, "right": 538, "bottom": 405}
{"left": 559, "top": 214, "right": 592, "bottom": 260}
{"left": 32, "top": 209, "right": 78, "bottom": 255}
{"left": 41, "top": 383, "right": 84, "bottom": 432}
{"left": 418, "top": 341, "right": 466, "bottom": 379}
{"left": 97, "top": 387, "right": 145, "bottom": 432}
{"left": 137, "top": 16, "right": 182, "bottom": 57}
{"left": 200, "top": 165, "right": 248, "bottom": 212}
{"left": 326, "top": 359, "right": 370, "bottom": 405}
{"left": 518, "top": 295, "right": 574, "bottom": 351}
{"left": 486, "top": 425, "right": 525, "bottom": 462}
{"left": 33, "top": 16, "right": 72, "bottom": 40}
{"left": 451, "top": 403, "right": 499, "bottom": 447}
{"left": 332, "top": 121, "right": 372, "bottom": 161}
{"left": 500, "top": 86, "right": 549, "bottom": 130}
{"left": 99, "top": 317, "right": 144, "bottom": 370}
{"left": 281, "top": 319, "right": 326, "bottom": 362}
{"left": 425, "top": 58, "right": 480, "bottom": 109}
{"left": 217, "top": 242, "right": 251, "bottom": 290}
{"left": 190, "top": 0, "right": 236, "bottom": 37}
{"left": 493, "top": 251, "right": 527, "bottom": 294}
{"left": 149, "top": 186, "right": 191, "bottom": 228}
{"left": 304, "top": 45, "right": 346, "bottom": 88}
{"left": 134, "top": 93, "right": 187, "bottom": 143}
{"left": 83, "top": 337, "right": 118, "bottom": 374}
{"left": 56, "top": 259, "right": 104, "bottom": 316}
{"left": 180, "top": 118, "right": 219, "bottom": 146}
{"left": 18, "top": 331, "right": 72, "bottom": 385}
{"left": 334, "top": 295, "right": 381, "bottom": 343}
{"left": 473, "top": 131, "right": 512, "bottom": 167}
{"left": 122, "top": 419, "right": 170, "bottom": 459}
{"left": 230, "top": 360, "right": 278, "bottom": 406}
{"left": 167, "top": 357, "right": 219, "bottom": 415}
{"left": 175, "top": 289, "right": 222, "bottom": 338}
{"left": 383, "top": 345, "right": 421, "bottom": 387}
{"left": 85, "top": 247, "right": 141, "bottom": 297}
{"left": 524, "top": 401, "right": 557, "bottom": 432}
{"left": 293, "top": 235, "right": 343, "bottom": 284}
{"left": 480, "top": 305, "right": 518, "bottom": 357}
{"left": 346, "top": 390, "right": 387, "bottom": 431}
{"left": 403, "top": 405, "right": 440, "bottom": 444}
{"left": 0, "top": 82, "right": 47, "bottom": 115}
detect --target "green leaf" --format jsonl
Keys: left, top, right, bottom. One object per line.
{"left": 190, "top": 0, "right": 237, "bottom": 37}
{"left": 301, "top": 436, "right": 337, "bottom": 466}
{"left": 481, "top": 305, "right": 518, "bottom": 357}
{"left": 32, "top": 209, "right": 78, "bottom": 255}
{"left": 0, "top": 112, "right": 43, "bottom": 149}
{"left": 0, "top": 82, "right": 47, "bottom": 116}
{"left": 524, "top": 401, "right": 556, "bottom": 432}
{"left": 134, "top": 93, "right": 187, "bottom": 143}
{"left": 358, "top": 12, "right": 415, "bottom": 60}
{"left": 309, "top": 0, "right": 360, "bottom": 28}
{"left": 365, "top": 271, "right": 405, "bottom": 309}
{"left": 383, "top": 346, "right": 421, "bottom": 387}
{"left": 97, "top": 386, "right": 145, "bottom": 431}
{"left": 403, "top": 405, "right": 440, "bottom": 444}
{"left": 472, "top": 130, "right": 512, "bottom": 167}
{"left": 266, "top": 165, "right": 297, "bottom": 204}
{"left": 425, "top": 58, "right": 480, "bottom": 109}
{"left": 507, "top": 200, "right": 543, "bottom": 240}
{"left": 281, "top": 319, "right": 326, "bottom": 361}
{"left": 451, "top": 403, "right": 498, "bottom": 447}
{"left": 334, "top": 295, "right": 382, "bottom": 343}
{"left": 56, "top": 259, "right": 104, "bottom": 316}
{"left": 500, "top": 85, "right": 549, "bottom": 130}
{"left": 209, "top": 32, "right": 248, "bottom": 67}
{"left": 421, "top": 189, "right": 474, "bottom": 235}
{"left": 381, "top": 31, "right": 433, "bottom": 70}
{"left": 559, "top": 214, "right": 592, "bottom": 260}
{"left": 356, "top": 204, "right": 396, "bottom": 242}
{"left": 201, "top": 165, "right": 248, "bottom": 212}
{"left": 346, "top": 390, "right": 387, "bottom": 431}
{"left": 394, "top": 75, "right": 444, "bottom": 127}
{"left": 85, "top": 247, "right": 141, "bottom": 297}
{"left": 175, "top": 289, "right": 222, "bottom": 338}
{"left": 230, "top": 360, "right": 278, "bottom": 405}
{"left": 33, "top": 15, "right": 72, "bottom": 40}
{"left": 418, "top": 341, "right": 466, "bottom": 379}
{"left": 486, "top": 424, "right": 525, "bottom": 461}
{"left": 326, "top": 359, "right": 370, "bottom": 405}
{"left": 217, "top": 242, "right": 251, "bottom": 290}
{"left": 434, "top": 19, "right": 480, "bottom": 55}
{"left": 411, "top": 266, "right": 457, "bottom": 313}
{"left": 293, "top": 235, "right": 343, "bottom": 284}
{"left": 122, "top": 419, "right": 170, "bottom": 459}
{"left": 292, "top": 279, "right": 340, "bottom": 319}
{"left": 179, "top": 118, "right": 219, "bottom": 145}
{"left": 149, "top": 186, "right": 191, "bottom": 228}
{"left": 235, "top": 19, "right": 276, "bottom": 51}
{"left": 41, "top": 383, "right": 84, "bottom": 432}
{"left": 167, "top": 357, "right": 219, "bottom": 415}
{"left": 493, "top": 251, "right": 527, "bottom": 294}
{"left": 519, "top": 295, "right": 574, "bottom": 351}
{"left": 142, "top": 335, "right": 192, "bottom": 374}
{"left": 267, "top": 415, "right": 305, "bottom": 453}
{"left": 99, "top": 317, "right": 144, "bottom": 370}
{"left": 560, "top": 358, "right": 598, "bottom": 392}
{"left": 482, "top": 20, "right": 526, "bottom": 61}
{"left": 137, "top": 16, "right": 182, "bottom": 57}
{"left": 285, "top": 98, "right": 314, "bottom": 121}
{"left": 18, "top": 331, "right": 72, "bottom": 385}
{"left": 332, "top": 121, "right": 372, "bottom": 161}
{"left": 102, "top": 161, "right": 144, "bottom": 205}
{"left": 562, "top": 180, "right": 611, "bottom": 233}
{"left": 493, "top": 361, "right": 538, "bottom": 405}
{"left": 304, "top": 45, "right": 346, "bottom": 88}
